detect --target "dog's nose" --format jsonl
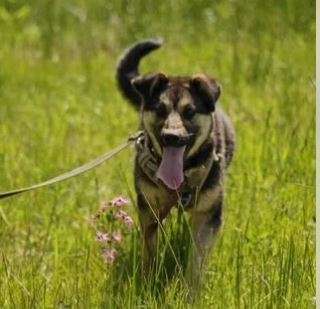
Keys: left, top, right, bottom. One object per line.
{"left": 161, "top": 133, "right": 189, "bottom": 147}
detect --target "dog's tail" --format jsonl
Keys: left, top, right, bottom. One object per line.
{"left": 116, "top": 38, "right": 163, "bottom": 108}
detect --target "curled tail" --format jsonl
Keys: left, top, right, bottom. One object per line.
{"left": 116, "top": 38, "right": 163, "bottom": 108}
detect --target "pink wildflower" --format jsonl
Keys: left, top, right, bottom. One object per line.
{"left": 112, "top": 231, "right": 123, "bottom": 244}
{"left": 123, "top": 216, "right": 134, "bottom": 229}
{"left": 114, "top": 210, "right": 129, "bottom": 220}
{"left": 96, "top": 231, "right": 111, "bottom": 243}
{"left": 114, "top": 210, "right": 134, "bottom": 229}
{"left": 110, "top": 196, "right": 129, "bottom": 207}
{"left": 102, "top": 248, "right": 118, "bottom": 264}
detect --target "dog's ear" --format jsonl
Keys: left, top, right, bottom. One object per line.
{"left": 132, "top": 73, "right": 168, "bottom": 106}
{"left": 190, "top": 74, "right": 221, "bottom": 112}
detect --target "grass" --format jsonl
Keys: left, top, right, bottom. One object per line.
{"left": 0, "top": 0, "right": 315, "bottom": 307}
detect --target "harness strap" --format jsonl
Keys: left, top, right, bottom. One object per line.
{"left": 0, "top": 131, "right": 143, "bottom": 200}
{"left": 135, "top": 133, "right": 160, "bottom": 185}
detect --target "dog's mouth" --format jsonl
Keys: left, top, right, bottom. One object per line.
{"left": 156, "top": 146, "right": 186, "bottom": 190}
{"left": 148, "top": 131, "right": 195, "bottom": 190}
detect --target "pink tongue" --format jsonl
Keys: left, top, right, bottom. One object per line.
{"left": 156, "top": 146, "right": 186, "bottom": 190}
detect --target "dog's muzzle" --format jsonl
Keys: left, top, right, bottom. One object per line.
{"left": 161, "top": 132, "right": 190, "bottom": 148}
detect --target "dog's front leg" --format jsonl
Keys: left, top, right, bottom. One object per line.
{"left": 186, "top": 198, "right": 222, "bottom": 296}
{"left": 137, "top": 193, "right": 159, "bottom": 275}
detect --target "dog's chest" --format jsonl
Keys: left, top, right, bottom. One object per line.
{"left": 138, "top": 176, "right": 178, "bottom": 210}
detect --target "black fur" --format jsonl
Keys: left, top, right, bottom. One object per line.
{"left": 185, "top": 142, "right": 214, "bottom": 170}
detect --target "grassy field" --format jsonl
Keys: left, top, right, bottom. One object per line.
{"left": 0, "top": 0, "right": 315, "bottom": 307}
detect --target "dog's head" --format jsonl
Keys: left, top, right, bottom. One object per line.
{"left": 132, "top": 73, "right": 220, "bottom": 156}
{"left": 132, "top": 73, "right": 220, "bottom": 189}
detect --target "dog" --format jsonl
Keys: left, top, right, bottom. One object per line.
{"left": 116, "top": 39, "right": 235, "bottom": 287}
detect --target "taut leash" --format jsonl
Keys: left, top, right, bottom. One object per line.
{"left": 0, "top": 131, "right": 143, "bottom": 200}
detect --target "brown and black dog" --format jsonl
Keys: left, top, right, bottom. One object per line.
{"left": 116, "top": 39, "right": 235, "bottom": 286}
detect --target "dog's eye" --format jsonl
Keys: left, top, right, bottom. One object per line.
{"left": 155, "top": 103, "right": 167, "bottom": 118}
{"left": 183, "top": 106, "right": 196, "bottom": 120}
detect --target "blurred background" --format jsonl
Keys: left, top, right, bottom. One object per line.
{"left": 0, "top": 0, "right": 315, "bottom": 307}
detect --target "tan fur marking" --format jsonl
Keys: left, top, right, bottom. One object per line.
{"left": 178, "top": 93, "right": 192, "bottom": 108}
{"left": 159, "top": 93, "right": 172, "bottom": 110}
{"left": 187, "top": 114, "right": 213, "bottom": 157}
{"left": 192, "top": 185, "right": 222, "bottom": 213}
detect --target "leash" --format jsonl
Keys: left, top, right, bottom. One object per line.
{"left": 0, "top": 131, "right": 143, "bottom": 200}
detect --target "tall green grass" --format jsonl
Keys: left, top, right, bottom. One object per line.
{"left": 0, "top": 0, "right": 315, "bottom": 307}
